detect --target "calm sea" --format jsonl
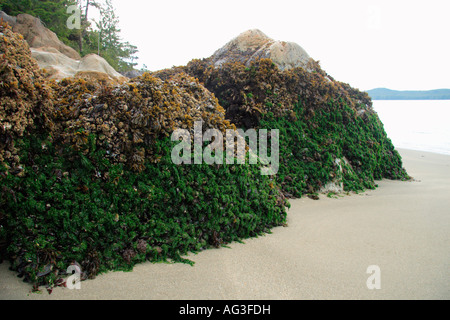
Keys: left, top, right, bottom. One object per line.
{"left": 372, "top": 100, "right": 450, "bottom": 156}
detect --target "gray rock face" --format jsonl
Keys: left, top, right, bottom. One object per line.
{"left": 211, "top": 29, "right": 312, "bottom": 71}
{"left": 0, "top": 11, "right": 16, "bottom": 26}
{"left": 121, "top": 69, "right": 145, "bottom": 79}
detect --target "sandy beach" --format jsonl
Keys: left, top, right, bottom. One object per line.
{"left": 0, "top": 148, "right": 449, "bottom": 300}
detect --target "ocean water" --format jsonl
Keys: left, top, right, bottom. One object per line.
{"left": 372, "top": 100, "right": 450, "bottom": 155}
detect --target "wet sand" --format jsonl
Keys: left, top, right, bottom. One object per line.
{"left": 1, "top": 148, "right": 449, "bottom": 300}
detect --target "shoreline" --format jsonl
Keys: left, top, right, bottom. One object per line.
{"left": 397, "top": 147, "right": 450, "bottom": 157}
{"left": 0, "top": 148, "right": 449, "bottom": 300}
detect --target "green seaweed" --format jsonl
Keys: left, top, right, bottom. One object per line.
{"left": 1, "top": 133, "right": 287, "bottom": 288}
{"left": 171, "top": 58, "right": 410, "bottom": 197}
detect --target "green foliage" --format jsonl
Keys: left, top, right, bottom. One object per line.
{"left": 177, "top": 58, "right": 410, "bottom": 197}
{"left": 259, "top": 99, "right": 409, "bottom": 196}
{"left": 0, "top": 133, "right": 287, "bottom": 289}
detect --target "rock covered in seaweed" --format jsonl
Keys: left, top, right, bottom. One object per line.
{"left": 153, "top": 30, "right": 409, "bottom": 197}
{"left": 0, "top": 21, "right": 54, "bottom": 174}
{"left": 0, "top": 24, "right": 289, "bottom": 290}
{"left": 50, "top": 72, "right": 237, "bottom": 171}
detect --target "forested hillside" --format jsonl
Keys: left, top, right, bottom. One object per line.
{"left": 0, "top": 0, "right": 138, "bottom": 72}
{"left": 367, "top": 88, "right": 450, "bottom": 100}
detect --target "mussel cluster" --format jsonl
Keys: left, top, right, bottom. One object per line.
{"left": 154, "top": 58, "right": 374, "bottom": 130}
{"left": 49, "top": 72, "right": 237, "bottom": 172}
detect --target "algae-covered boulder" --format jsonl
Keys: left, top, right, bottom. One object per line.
{"left": 0, "top": 26, "right": 288, "bottom": 291}
{"left": 154, "top": 30, "right": 409, "bottom": 197}
{"left": 0, "top": 23, "right": 410, "bottom": 292}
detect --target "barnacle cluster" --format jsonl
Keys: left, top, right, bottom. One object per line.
{"left": 49, "top": 72, "right": 237, "bottom": 172}
{"left": 0, "top": 21, "right": 54, "bottom": 174}
{"left": 156, "top": 58, "right": 373, "bottom": 129}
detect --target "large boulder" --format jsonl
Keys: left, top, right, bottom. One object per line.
{"left": 32, "top": 48, "right": 127, "bottom": 84}
{"left": 0, "top": 11, "right": 81, "bottom": 60}
{"left": 0, "top": 22, "right": 289, "bottom": 289}
{"left": 211, "top": 29, "right": 312, "bottom": 71}
{"left": 0, "top": 10, "right": 16, "bottom": 26}
{"left": 78, "top": 54, "right": 127, "bottom": 82}
{"left": 1, "top": 11, "right": 127, "bottom": 84}
{"left": 156, "top": 29, "right": 409, "bottom": 198}
{"left": 30, "top": 47, "right": 80, "bottom": 79}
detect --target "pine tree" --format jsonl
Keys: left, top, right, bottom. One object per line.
{"left": 95, "top": 0, "right": 138, "bottom": 72}
{"left": 74, "top": 0, "right": 101, "bottom": 54}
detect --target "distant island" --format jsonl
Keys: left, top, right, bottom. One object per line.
{"left": 367, "top": 88, "right": 450, "bottom": 100}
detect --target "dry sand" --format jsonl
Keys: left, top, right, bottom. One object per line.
{"left": 0, "top": 148, "right": 449, "bottom": 300}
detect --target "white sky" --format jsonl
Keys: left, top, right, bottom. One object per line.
{"left": 110, "top": 0, "right": 450, "bottom": 91}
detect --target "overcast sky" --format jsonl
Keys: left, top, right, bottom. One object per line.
{"left": 110, "top": 0, "right": 449, "bottom": 91}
